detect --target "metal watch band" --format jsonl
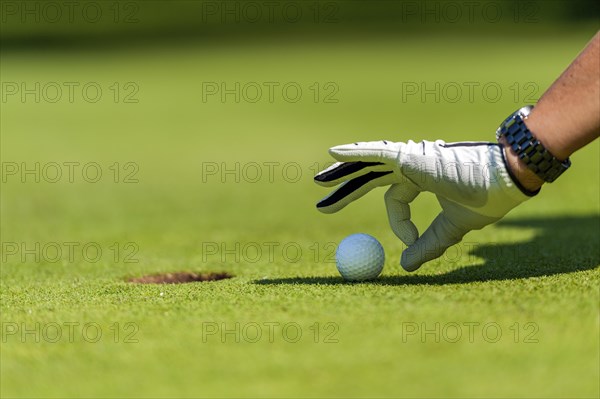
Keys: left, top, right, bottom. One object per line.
{"left": 496, "top": 106, "right": 571, "bottom": 183}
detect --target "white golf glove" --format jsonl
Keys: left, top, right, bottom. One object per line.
{"left": 315, "top": 140, "right": 537, "bottom": 272}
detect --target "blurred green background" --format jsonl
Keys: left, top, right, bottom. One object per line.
{"left": 2, "top": 0, "right": 600, "bottom": 46}
{"left": 1, "top": 1, "right": 599, "bottom": 398}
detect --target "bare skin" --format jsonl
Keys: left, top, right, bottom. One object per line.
{"left": 502, "top": 31, "right": 600, "bottom": 191}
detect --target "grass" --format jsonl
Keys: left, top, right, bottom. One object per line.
{"left": 1, "top": 31, "right": 599, "bottom": 398}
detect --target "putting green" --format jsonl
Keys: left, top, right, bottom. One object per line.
{"left": 1, "top": 31, "right": 599, "bottom": 398}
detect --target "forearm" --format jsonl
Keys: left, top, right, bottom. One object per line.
{"left": 503, "top": 31, "right": 600, "bottom": 191}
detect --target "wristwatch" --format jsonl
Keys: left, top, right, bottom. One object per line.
{"left": 496, "top": 106, "right": 571, "bottom": 183}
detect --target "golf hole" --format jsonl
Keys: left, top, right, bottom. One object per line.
{"left": 128, "top": 271, "right": 233, "bottom": 284}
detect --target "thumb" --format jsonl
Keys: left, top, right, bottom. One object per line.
{"left": 384, "top": 182, "right": 420, "bottom": 246}
{"left": 400, "top": 211, "right": 469, "bottom": 272}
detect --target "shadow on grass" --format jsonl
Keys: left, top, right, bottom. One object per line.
{"left": 254, "top": 215, "right": 600, "bottom": 286}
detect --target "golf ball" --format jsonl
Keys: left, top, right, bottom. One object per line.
{"left": 336, "top": 234, "right": 385, "bottom": 281}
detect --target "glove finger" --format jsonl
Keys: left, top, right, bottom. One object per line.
{"left": 317, "top": 171, "right": 397, "bottom": 214}
{"left": 384, "top": 182, "right": 421, "bottom": 246}
{"left": 328, "top": 140, "right": 402, "bottom": 164}
{"left": 314, "top": 161, "right": 390, "bottom": 187}
{"left": 400, "top": 211, "right": 469, "bottom": 272}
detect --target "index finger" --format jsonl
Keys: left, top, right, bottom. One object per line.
{"left": 329, "top": 140, "right": 403, "bottom": 164}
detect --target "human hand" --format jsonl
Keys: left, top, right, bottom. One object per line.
{"left": 315, "top": 140, "right": 536, "bottom": 271}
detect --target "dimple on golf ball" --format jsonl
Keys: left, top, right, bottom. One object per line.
{"left": 336, "top": 234, "right": 385, "bottom": 281}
